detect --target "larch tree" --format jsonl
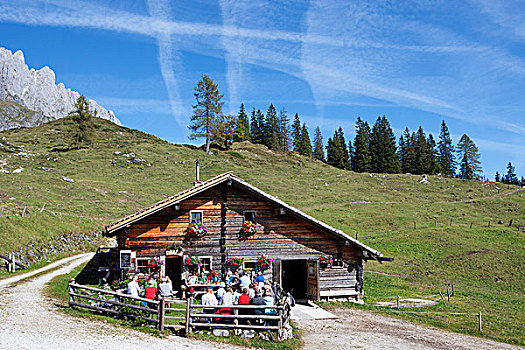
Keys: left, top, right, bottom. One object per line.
{"left": 313, "top": 126, "right": 325, "bottom": 161}
{"left": 456, "top": 134, "right": 482, "bottom": 180}
{"left": 438, "top": 120, "right": 456, "bottom": 176}
{"left": 69, "top": 94, "right": 95, "bottom": 149}
{"left": 188, "top": 74, "right": 224, "bottom": 153}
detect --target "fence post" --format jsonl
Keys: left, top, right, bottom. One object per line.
{"left": 478, "top": 311, "right": 482, "bottom": 332}
{"left": 396, "top": 296, "right": 400, "bottom": 309}
{"left": 488, "top": 220, "right": 491, "bottom": 227}
{"left": 69, "top": 283, "right": 75, "bottom": 305}
{"left": 158, "top": 297, "right": 165, "bottom": 331}
{"left": 40, "top": 203, "right": 46, "bottom": 213}
{"left": 414, "top": 222, "right": 416, "bottom": 230}
{"left": 355, "top": 232, "right": 358, "bottom": 240}
{"left": 434, "top": 218, "right": 437, "bottom": 227}
{"left": 277, "top": 307, "right": 283, "bottom": 340}
{"left": 0, "top": 208, "right": 3, "bottom": 217}
{"left": 450, "top": 218, "right": 453, "bottom": 226}
{"left": 185, "top": 297, "right": 192, "bottom": 335}
{"left": 22, "top": 206, "right": 26, "bottom": 217}
{"left": 470, "top": 222, "right": 473, "bottom": 229}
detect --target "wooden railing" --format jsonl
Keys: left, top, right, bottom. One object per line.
{"left": 68, "top": 284, "right": 292, "bottom": 340}
{"left": 68, "top": 283, "right": 163, "bottom": 326}
{"left": 185, "top": 297, "right": 292, "bottom": 340}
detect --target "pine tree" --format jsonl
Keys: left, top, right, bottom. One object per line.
{"left": 291, "top": 113, "right": 302, "bottom": 152}
{"left": 313, "top": 126, "right": 324, "bottom": 161}
{"left": 504, "top": 162, "right": 518, "bottom": 184}
{"left": 457, "top": 134, "right": 482, "bottom": 180}
{"left": 353, "top": 117, "right": 371, "bottom": 173}
{"left": 495, "top": 171, "right": 500, "bottom": 183}
{"left": 413, "top": 127, "right": 429, "bottom": 175}
{"left": 336, "top": 127, "right": 350, "bottom": 169}
{"left": 68, "top": 94, "right": 95, "bottom": 149}
{"left": 426, "top": 134, "right": 439, "bottom": 175}
{"left": 233, "top": 103, "right": 250, "bottom": 142}
{"left": 188, "top": 74, "right": 224, "bottom": 153}
{"left": 249, "top": 108, "right": 259, "bottom": 143}
{"left": 298, "top": 123, "right": 312, "bottom": 157}
{"left": 279, "top": 108, "right": 292, "bottom": 152}
{"left": 438, "top": 120, "right": 456, "bottom": 176}
{"left": 348, "top": 140, "right": 354, "bottom": 171}
{"left": 264, "top": 104, "right": 280, "bottom": 150}
{"left": 370, "top": 116, "right": 400, "bottom": 173}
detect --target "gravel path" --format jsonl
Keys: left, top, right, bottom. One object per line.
{"left": 295, "top": 306, "right": 523, "bottom": 350}
{"left": 0, "top": 254, "right": 242, "bottom": 350}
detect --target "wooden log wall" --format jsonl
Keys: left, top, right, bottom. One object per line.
{"left": 118, "top": 183, "right": 360, "bottom": 294}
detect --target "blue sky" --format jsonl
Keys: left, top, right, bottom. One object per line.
{"left": 1, "top": 0, "right": 524, "bottom": 179}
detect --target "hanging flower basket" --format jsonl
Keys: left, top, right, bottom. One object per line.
{"left": 147, "top": 257, "right": 164, "bottom": 270}
{"left": 257, "top": 254, "right": 274, "bottom": 271}
{"left": 318, "top": 254, "right": 333, "bottom": 268}
{"left": 240, "top": 221, "right": 258, "bottom": 238}
{"left": 184, "top": 256, "right": 202, "bottom": 267}
{"left": 226, "top": 257, "right": 244, "bottom": 271}
{"left": 188, "top": 222, "right": 208, "bottom": 236}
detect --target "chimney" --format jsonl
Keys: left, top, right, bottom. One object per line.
{"left": 194, "top": 160, "right": 201, "bottom": 185}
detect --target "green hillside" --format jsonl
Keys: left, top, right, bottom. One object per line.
{"left": 1, "top": 117, "right": 524, "bottom": 345}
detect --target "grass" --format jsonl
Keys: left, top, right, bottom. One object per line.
{"left": 2, "top": 117, "right": 524, "bottom": 346}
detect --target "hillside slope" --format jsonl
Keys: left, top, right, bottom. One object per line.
{"left": 0, "top": 118, "right": 523, "bottom": 345}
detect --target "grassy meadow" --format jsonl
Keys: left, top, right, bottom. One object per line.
{"left": 1, "top": 117, "right": 524, "bottom": 345}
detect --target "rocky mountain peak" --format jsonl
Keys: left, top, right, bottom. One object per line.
{"left": 0, "top": 47, "right": 121, "bottom": 130}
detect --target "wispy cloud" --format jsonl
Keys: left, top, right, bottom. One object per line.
{"left": 1, "top": 0, "right": 524, "bottom": 138}
{"left": 146, "top": 0, "right": 187, "bottom": 127}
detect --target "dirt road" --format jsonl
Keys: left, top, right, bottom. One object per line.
{"left": 0, "top": 254, "right": 241, "bottom": 350}
{"left": 295, "top": 306, "right": 522, "bottom": 350}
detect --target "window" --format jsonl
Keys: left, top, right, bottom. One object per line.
{"left": 190, "top": 210, "right": 203, "bottom": 224}
{"left": 243, "top": 211, "right": 256, "bottom": 223}
{"left": 136, "top": 258, "right": 150, "bottom": 274}
{"left": 243, "top": 261, "right": 256, "bottom": 270}
{"left": 332, "top": 253, "right": 344, "bottom": 268}
{"left": 199, "top": 256, "right": 212, "bottom": 272}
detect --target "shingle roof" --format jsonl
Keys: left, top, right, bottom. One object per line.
{"left": 105, "top": 172, "right": 384, "bottom": 258}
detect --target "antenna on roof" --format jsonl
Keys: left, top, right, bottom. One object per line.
{"left": 194, "top": 160, "right": 201, "bottom": 186}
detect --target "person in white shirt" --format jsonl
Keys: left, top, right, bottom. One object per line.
{"left": 127, "top": 276, "right": 141, "bottom": 298}
{"left": 200, "top": 287, "right": 218, "bottom": 322}
{"left": 221, "top": 287, "right": 234, "bottom": 306}
{"left": 216, "top": 282, "right": 226, "bottom": 303}
{"left": 239, "top": 271, "right": 251, "bottom": 288}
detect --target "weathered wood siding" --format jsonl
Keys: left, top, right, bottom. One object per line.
{"left": 118, "top": 183, "right": 361, "bottom": 295}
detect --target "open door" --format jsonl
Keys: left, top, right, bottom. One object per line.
{"left": 165, "top": 256, "right": 183, "bottom": 294}
{"left": 306, "top": 259, "right": 320, "bottom": 301}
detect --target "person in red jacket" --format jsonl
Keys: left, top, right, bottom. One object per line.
{"left": 144, "top": 280, "right": 157, "bottom": 300}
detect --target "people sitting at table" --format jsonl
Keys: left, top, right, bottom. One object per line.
{"left": 188, "top": 273, "right": 198, "bottom": 285}
{"left": 210, "top": 271, "right": 220, "bottom": 284}
{"left": 238, "top": 287, "right": 251, "bottom": 305}
{"left": 263, "top": 289, "right": 276, "bottom": 315}
{"left": 248, "top": 282, "right": 256, "bottom": 299}
{"left": 198, "top": 271, "right": 207, "bottom": 284}
{"left": 250, "top": 289, "right": 266, "bottom": 324}
{"left": 158, "top": 277, "right": 173, "bottom": 298}
{"left": 144, "top": 280, "right": 157, "bottom": 300}
{"left": 225, "top": 270, "right": 233, "bottom": 284}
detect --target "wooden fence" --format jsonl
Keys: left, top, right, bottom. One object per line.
{"left": 68, "top": 284, "right": 292, "bottom": 340}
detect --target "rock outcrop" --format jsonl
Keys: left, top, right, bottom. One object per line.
{"left": 0, "top": 47, "right": 121, "bottom": 130}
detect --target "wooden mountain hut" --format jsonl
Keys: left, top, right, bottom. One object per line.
{"left": 104, "top": 171, "right": 391, "bottom": 301}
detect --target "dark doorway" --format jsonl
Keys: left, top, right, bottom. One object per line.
{"left": 281, "top": 259, "right": 307, "bottom": 301}
{"left": 165, "top": 256, "right": 183, "bottom": 294}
